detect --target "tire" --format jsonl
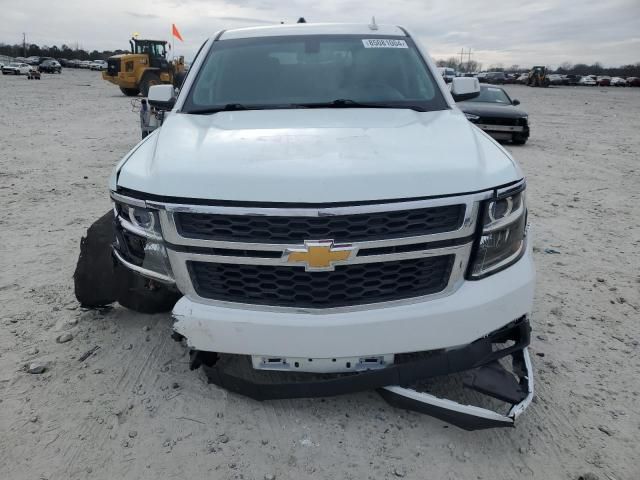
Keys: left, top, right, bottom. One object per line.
{"left": 74, "top": 211, "right": 118, "bottom": 308}
{"left": 139, "top": 72, "right": 161, "bottom": 97}
{"left": 74, "top": 210, "right": 181, "bottom": 313}
{"left": 120, "top": 87, "right": 140, "bottom": 96}
{"left": 115, "top": 263, "right": 181, "bottom": 314}
{"left": 512, "top": 135, "right": 527, "bottom": 145}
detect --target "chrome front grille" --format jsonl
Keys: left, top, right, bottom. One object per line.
{"left": 188, "top": 255, "right": 455, "bottom": 308}
{"left": 126, "top": 191, "right": 492, "bottom": 312}
{"left": 174, "top": 204, "right": 465, "bottom": 244}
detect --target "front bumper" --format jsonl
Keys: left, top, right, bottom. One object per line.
{"left": 198, "top": 317, "right": 533, "bottom": 430}
{"left": 476, "top": 123, "right": 530, "bottom": 141}
{"left": 172, "top": 246, "right": 535, "bottom": 358}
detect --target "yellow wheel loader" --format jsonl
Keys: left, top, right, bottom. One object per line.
{"left": 526, "top": 66, "right": 550, "bottom": 87}
{"left": 102, "top": 38, "right": 186, "bottom": 97}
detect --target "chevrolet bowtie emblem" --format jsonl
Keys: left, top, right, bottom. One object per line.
{"left": 283, "top": 240, "right": 357, "bottom": 271}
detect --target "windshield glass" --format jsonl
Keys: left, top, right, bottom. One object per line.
{"left": 184, "top": 35, "right": 447, "bottom": 112}
{"left": 466, "top": 87, "right": 511, "bottom": 104}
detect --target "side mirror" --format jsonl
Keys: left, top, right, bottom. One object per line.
{"left": 512, "top": 99, "right": 520, "bottom": 106}
{"left": 147, "top": 84, "right": 176, "bottom": 110}
{"left": 451, "top": 77, "right": 480, "bottom": 102}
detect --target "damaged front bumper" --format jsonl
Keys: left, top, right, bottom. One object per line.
{"left": 191, "top": 317, "right": 533, "bottom": 430}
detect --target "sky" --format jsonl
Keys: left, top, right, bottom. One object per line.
{"left": 1, "top": 0, "right": 639, "bottom": 68}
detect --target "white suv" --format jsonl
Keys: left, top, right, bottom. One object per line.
{"left": 85, "top": 23, "right": 535, "bottom": 429}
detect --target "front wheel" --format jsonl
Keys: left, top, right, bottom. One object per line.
{"left": 512, "top": 134, "right": 528, "bottom": 145}
{"left": 120, "top": 87, "right": 140, "bottom": 96}
{"left": 139, "top": 72, "right": 161, "bottom": 97}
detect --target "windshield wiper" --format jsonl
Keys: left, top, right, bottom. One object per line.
{"left": 185, "top": 103, "right": 309, "bottom": 115}
{"left": 186, "top": 104, "right": 253, "bottom": 115}
{"left": 293, "top": 99, "right": 426, "bottom": 111}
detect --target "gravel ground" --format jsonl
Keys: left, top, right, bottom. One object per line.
{"left": 1, "top": 69, "right": 639, "bottom": 480}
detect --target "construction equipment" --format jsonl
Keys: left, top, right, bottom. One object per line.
{"left": 526, "top": 66, "right": 550, "bottom": 87}
{"left": 102, "top": 38, "right": 186, "bottom": 97}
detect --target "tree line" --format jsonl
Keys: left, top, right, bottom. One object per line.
{"left": 435, "top": 56, "right": 640, "bottom": 77}
{"left": 2, "top": 41, "right": 639, "bottom": 77}
{"left": 0, "top": 42, "right": 127, "bottom": 61}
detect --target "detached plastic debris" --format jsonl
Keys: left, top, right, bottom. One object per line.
{"left": 379, "top": 348, "right": 533, "bottom": 430}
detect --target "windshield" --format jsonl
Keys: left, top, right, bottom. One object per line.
{"left": 183, "top": 35, "right": 447, "bottom": 113}
{"left": 466, "top": 87, "right": 511, "bottom": 104}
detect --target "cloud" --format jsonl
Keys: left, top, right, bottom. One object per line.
{"left": 1, "top": 0, "right": 638, "bottom": 67}
{"left": 125, "top": 11, "right": 160, "bottom": 19}
{"left": 214, "top": 16, "right": 276, "bottom": 24}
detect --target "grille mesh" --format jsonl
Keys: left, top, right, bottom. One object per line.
{"left": 188, "top": 255, "right": 454, "bottom": 308}
{"left": 175, "top": 205, "right": 464, "bottom": 244}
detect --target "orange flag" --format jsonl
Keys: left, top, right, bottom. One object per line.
{"left": 172, "top": 24, "right": 184, "bottom": 42}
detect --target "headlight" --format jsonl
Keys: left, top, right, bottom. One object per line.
{"left": 465, "top": 112, "right": 480, "bottom": 121}
{"left": 113, "top": 201, "right": 162, "bottom": 239}
{"left": 469, "top": 186, "right": 528, "bottom": 279}
{"left": 112, "top": 196, "right": 173, "bottom": 282}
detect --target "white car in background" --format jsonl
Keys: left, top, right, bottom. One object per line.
{"left": 90, "top": 60, "right": 108, "bottom": 71}
{"left": 1, "top": 62, "right": 31, "bottom": 75}
{"left": 610, "top": 77, "right": 626, "bottom": 86}
{"left": 437, "top": 67, "right": 456, "bottom": 83}
{"left": 579, "top": 75, "right": 596, "bottom": 86}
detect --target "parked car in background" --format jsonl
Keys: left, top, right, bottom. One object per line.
{"left": 596, "top": 76, "right": 611, "bottom": 86}
{"left": 90, "top": 60, "right": 108, "bottom": 71}
{"left": 626, "top": 77, "right": 640, "bottom": 87}
{"left": 476, "top": 72, "right": 488, "bottom": 82}
{"left": 610, "top": 77, "right": 626, "bottom": 86}
{"left": 25, "top": 56, "right": 41, "bottom": 65}
{"left": 2, "top": 62, "right": 31, "bottom": 75}
{"left": 546, "top": 74, "right": 564, "bottom": 85}
{"left": 485, "top": 72, "right": 508, "bottom": 84}
{"left": 516, "top": 73, "right": 529, "bottom": 84}
{"left": 79, "top": 60, "right": 92, "bottom": 69}
{"left": 457, "top": 85, "right": 530, "bottom": 144}
{"left": 579, "top": 76, "right": 596, "bottom": 86}
{"left": 562, "top": 74, "right": 581, "bottom": 85}
{"left": 436, "top": 67, "right": 456, "bottom": 83}
{"left": 40, "top": 59, "right": 62, "bottom": 73}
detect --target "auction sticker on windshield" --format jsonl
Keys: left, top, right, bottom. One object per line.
{"left": 362, "top": 39, "right": 408, "bottom": 48}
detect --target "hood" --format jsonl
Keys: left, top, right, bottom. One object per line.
{"left": 116, "top": 108, "right": 521, "bottom": 203}
{"left": 457, "top": 103, "right": 527, "bottom": 119}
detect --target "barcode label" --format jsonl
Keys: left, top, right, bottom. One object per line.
{"left": 362, "top": 39, "right": 408, "bottom": 49}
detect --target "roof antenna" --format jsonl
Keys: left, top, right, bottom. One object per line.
{"left": 369, "top": 16, "right": 378, "bottom": 31}
{"left": 297, "top": 17, "right": 307, "bottom": 23}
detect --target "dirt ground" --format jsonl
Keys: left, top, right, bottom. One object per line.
{"left": 1, "top": 69, "right": 639, "bottom": 480}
